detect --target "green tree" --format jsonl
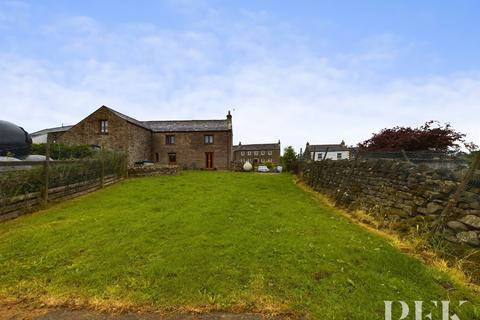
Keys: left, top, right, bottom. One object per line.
{"left": 281, "top": 146, "right": 297, "bottom": 172}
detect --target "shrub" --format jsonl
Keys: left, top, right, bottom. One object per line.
{"left": 0, "top": 151, "right": 127, "bottom": 200}
{"left": 265, "top": 161, "right": 274, "bottom": 169}
{"left": 31, "top": 143, "right": 96, "bottom": 160}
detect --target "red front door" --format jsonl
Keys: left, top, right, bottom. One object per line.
{"left": 205, "top": 152, "right": 213, "bottom": 169}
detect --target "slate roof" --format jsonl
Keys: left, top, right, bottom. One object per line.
{"left": 143, "top": 120, "right": 230, "bottom": 132}
{"left": 307, "top": 144, "right": 349, "bottom": 152}
{"left": 30, "top": 125, "right": 73, "bottom": 136}
{"left": 34, "top": 106, "right": 232, "bottom": 135}
{"left": 104, "top": 106, "right": 231, "bottom": 132}
{"left": 233, "top": 143, "right": 280, "bottom": 152}
{"left": 106, "top": 107, "right": 151, "bottom": 129}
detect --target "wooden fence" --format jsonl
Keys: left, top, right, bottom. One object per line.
{"left": 0, "top": 156, "right": 127, "bottom": 222}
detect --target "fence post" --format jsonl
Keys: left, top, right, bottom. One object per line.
{"left": 124, "top": 153, "right": 129, "bottom": 179}
{"left": 334, "top": 152, "right": 360, "bottom": 207}
{"left": 432, "top": 152, "right": 480, "bottom": 232}
{"left": 401, "top": 149, "right": 413, "bottom": 164}
{"left": 41, "top": 142, "right": 51, "bottom": 205}
{"left": 313, "top": 147, "right": 330, "bottom": 187}
{"left": 100, "top": 147, "right": 105, "bottom": 188}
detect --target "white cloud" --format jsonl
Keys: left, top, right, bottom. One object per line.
{"left": 1, "top": 12, "right": 479, "bottom": 152}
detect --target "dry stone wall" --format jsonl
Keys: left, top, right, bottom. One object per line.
{"left": 128, "top": 165, "right": 179, "bottom": 177}
{"left": 301, "top": 160, "right": 480, "bottom": 247}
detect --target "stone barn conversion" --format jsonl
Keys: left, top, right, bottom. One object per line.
{"left": 55, "top": 106, "right": 233, "bottom": 169}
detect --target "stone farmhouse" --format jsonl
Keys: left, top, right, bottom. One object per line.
{"left": 55, "top": 106, "right": 233, "bottom": 169}
{"left": 304, "top": 142, "right": 350, "bottom": 161}
{"left": 233, "top": 141, "right": 281, "bottom": 166}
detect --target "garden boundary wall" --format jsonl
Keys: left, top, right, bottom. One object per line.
{"left": 128, "top": 164, "right": 179, "bottom": 177}
{"left": 301, "top": 158, "right": 480, "bottom": 247}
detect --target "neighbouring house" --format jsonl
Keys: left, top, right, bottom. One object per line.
{"left": 53, "top": 105, "right": 233, "bottom": 169}
{"left": 304, "top": 141, "right": 350, "bottom": 161}
{"left": 30, "top": 125, "right": 73, "bottom": 144}
{"left": 233, "top": 141, "right": 281, "bottom": 166}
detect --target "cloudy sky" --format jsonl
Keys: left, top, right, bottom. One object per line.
{"left": 1, "top": 0, "right": 479, "bottom": 151}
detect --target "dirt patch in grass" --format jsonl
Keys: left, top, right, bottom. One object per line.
{"left": 0, "top": 300, "right": 292, "bottom": 320}
{"left": 0, "top": 299, "right": 49, "bottom": 319}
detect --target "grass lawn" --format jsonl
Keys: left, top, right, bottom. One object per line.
{"left": 0, "top": 171, "right": 478, "bottom": 319}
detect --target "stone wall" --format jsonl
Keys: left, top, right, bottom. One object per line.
{"left": 128, "top": 165, "right": 179, "bottom": 177}
{"left": 152, "top": 131, "right": 232, "bottom": 170}
{"left": 301, "top": 160, "right": 480, "bottom": 247}
{"left": 127, "top": 122, "right": 152, "bottom": 163}
{"left": 57, "top": 107, "right": 151, "bottom": 166}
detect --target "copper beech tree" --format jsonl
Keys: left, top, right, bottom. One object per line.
{"left": 358, "top": 121, "right": 477, "bottom": 152}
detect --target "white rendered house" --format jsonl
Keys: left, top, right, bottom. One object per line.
{"left": 304, "top": 142, "right": 350, "bottom": 161}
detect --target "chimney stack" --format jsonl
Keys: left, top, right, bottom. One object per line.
{"left": 227, "top": 110, "right": 232, "bottom": 130}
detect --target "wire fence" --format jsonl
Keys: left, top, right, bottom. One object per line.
{"left": 354, "top": 150, "right": 465, "bottom": 161}
{"left": 467, "top": 170, "right": 480, "bottom": 193}
{"left": 299, "top": 149, "right": 479, "bottom": 192}
{"left": 356, "top": 150, "right": 478, "bottom": 192}
{"left": 0, "top": 150, "right": 127, "bottom": 221}
{"left": 353, "top": 150, "right": 470, "bottom": 173}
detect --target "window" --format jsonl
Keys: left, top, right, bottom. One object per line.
{"left": 155, "top": 153, "right": 159, "bottom": 162}
{"left": 168, "top": 153, "right": 177, "bottom": 164}
{"left": 337, "top": 153, "right": 342, "bottom": 159}
{"left": 268, "top": 151, "right": 272, "bottom": 155}
{"left": 260, "top": 159, "right": 265, "bottom": 163}
{"left": 99, "top": 120, "right": 108, "bottom": 133}
{"left": 247, "top": 151, "right": 251, "bottom": 155}
{"left": 317, "top": 153, "right": 323, "bottom": 160}
{"left": 268, "top": 158, "right": 272, "bottom": 162}
{"left": 261, "top": 151, "right": 265, "bottom": 155}
{"left": 204, "top": 135, "right": 214, "bottom": 144}
{"left": 166, "top": 135, "right": 175, "bottom": 144}
{"left": 240, "top": 151, "right": 245, "bottom": 156}
{"left": 254, "top": 151, "right": 258, "bottom": 155}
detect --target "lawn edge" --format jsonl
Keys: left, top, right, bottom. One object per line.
{"left": 293, "top": 177, "right": 480, "bottom": 300}
{"left": 0, "top": 294, "right": 299, "bottom": 319}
